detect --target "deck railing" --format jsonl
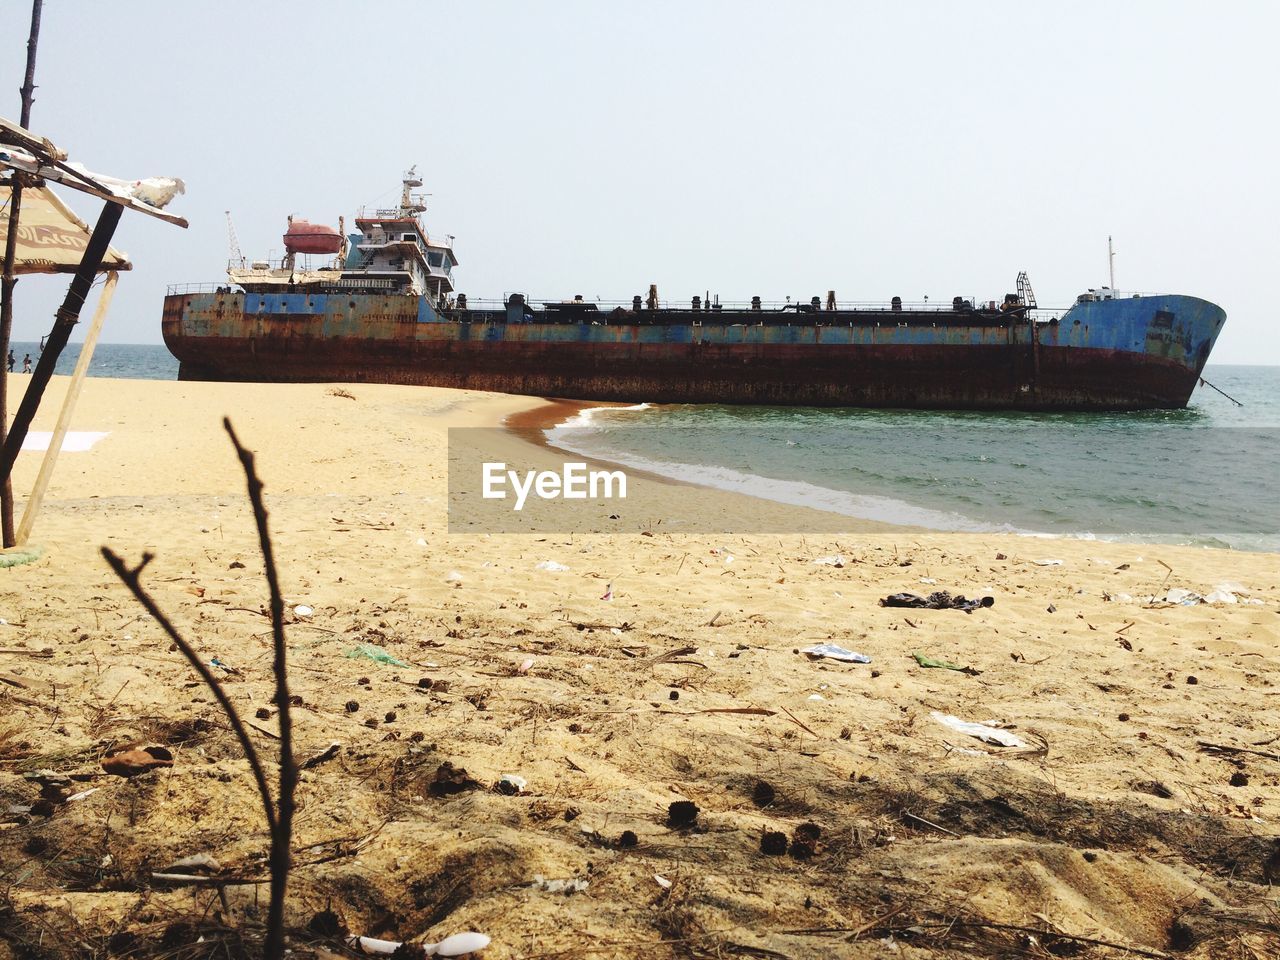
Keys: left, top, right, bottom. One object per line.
{"left": 164, "top": 284, "right": 1069, "bottom": 320}
{"left": 466, "top": 296, "right": 1068, "bottom": 321}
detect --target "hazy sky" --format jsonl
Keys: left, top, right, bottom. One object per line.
{"left": 3, "top": 0, "right": 1277, "bottom": 364}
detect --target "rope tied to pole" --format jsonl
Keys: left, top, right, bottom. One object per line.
{"left": 1199, "top": 376, "right": 1243, "bottom": 407}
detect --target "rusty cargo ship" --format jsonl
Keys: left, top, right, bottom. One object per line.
{"left": 163, "top": 170, "right": 1226, "bottom": 410}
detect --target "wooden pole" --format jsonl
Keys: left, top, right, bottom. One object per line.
{"left": 19, "top": 0, "right": 42, "bottom": 128}
{"left": 0, "top": 200, "right": 122, "bottom": 484}
{"left": 0, "top": 182, "right": 25, "bottom": 548}
{"left": 16, "top": 270, "right": 116, "bottom": 545}
{"left": 0, "top": 0, "right": 45, "bottom": 547}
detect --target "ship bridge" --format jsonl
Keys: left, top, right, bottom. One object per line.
{"left": 345, "top": 167, "right": 457, "bottom": 302}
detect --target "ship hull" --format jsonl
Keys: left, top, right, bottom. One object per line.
{"left": 162, "top": 293, "right": 1225, "bottom": 411}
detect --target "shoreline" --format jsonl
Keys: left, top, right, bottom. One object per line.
{"left": 501, "top": 397, "right": 719, "bottom": 496}
{"left": 499, "top": 394, "right": 1278, "bottom": 553}
{"left": 7, "top": 373, "right": 1275, "bottom": 552}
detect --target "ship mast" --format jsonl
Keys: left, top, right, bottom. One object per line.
{"left": 400, "top": 166, "right": 426, "bottom": 216}
{"left": 1108, "top": 235, "right": 1116, "bottom": 290}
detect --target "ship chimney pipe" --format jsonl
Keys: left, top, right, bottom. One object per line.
{"left": 692, "top": 295, "right": 701, "bottom": 311}
{"left": 751, "top": 296, "right": 761, "bottom": 311}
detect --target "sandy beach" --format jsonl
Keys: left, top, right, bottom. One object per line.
{"left": 1, "top": 374, "right": 1278, "bottom": 959}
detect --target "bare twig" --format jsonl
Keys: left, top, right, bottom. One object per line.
{"left": 101, "top": 419, "right": 297, "bottom": 960}
{"left": 100, "top": 548, "right": 277, "bottom": 836}
{"left": 928, "top": 920, "right": 1170, "bottom": 959}
{"left": 779, "top": 705, "right": 821, "bottom": 739}
{"left": 901, "top": 810, "right": 961, "bottom": 837}
{"left": 1198, "top": 740, "right": 1280, "bottom": 763}
{"left": 224, "top": 418, "right": 295, "bottom": 960}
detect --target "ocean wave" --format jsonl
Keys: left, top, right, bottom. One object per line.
{"left": 544, "top": 412, "right": 1029, "bottom": 534}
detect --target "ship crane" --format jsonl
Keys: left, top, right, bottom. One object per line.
{"left": 225, "top": 211, "right": 245, "bottom": 270}
{"left": 1016, "top": 271, "right": 1037, "bottom": 309}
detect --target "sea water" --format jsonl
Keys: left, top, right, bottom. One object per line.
{"left": 7, "top": 341, "right": 178, "bottom": 381}
{"left": 546, "top": 365, "right": 1280, "bottom": 552}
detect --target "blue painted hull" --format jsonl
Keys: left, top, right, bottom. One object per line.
{"left": 162, "top": 291, "right": 1225, "bottom": 410}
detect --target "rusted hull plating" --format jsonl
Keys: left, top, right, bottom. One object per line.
{"left": 162, "top": 293, "right": 1226, "bottom": 411}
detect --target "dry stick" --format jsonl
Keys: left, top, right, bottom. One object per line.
{"left": 224, "top": 418, "right": 295, "bottom": 960}
{"left": 1197, "top": 740, "right": 1280, "bottom": 763}
{"left": 101, "top": 421, "right": 296, "bottom": 960}
{"left": 779, "top": 705, "right": 821, "bottom": 739}
{"left": 100, "top": 548, "right": 277, "bottom": 838}
{"left": 924, "top": 920, "right": 1170, "bottom": 959}
{"left": 901, "top": 810, "right": 961, "bottom": 837}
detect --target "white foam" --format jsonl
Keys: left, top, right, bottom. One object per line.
{"left": 546, "top": 403, "right": 650, "bottom": 436}
{"left": 543, "top": 420, "right": 1025, "bottom": 534}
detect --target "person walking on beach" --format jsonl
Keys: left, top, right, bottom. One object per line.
{"left": 22, "top": 354, "right": 31, "bottom": 374}
{"left": 6, "top": 351, "right": 12, "bottom": 373}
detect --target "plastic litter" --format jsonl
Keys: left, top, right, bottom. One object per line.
{"left": 931, "top": 711, "right": 1026, "bottom": 748}
{"left": 497, "top": 774, "right": 527, "bottom": 795}
{"left": 346, "top": 643, "right": 410, "bottom": 668}
{"left": 293, "top": 604, "right": 314, "bottom": 618}
{"left": 1109, "top": 585, "right": 1262, "bottom": 606}
{"left": 536, "top": 560, "right": 569, "bottom": 572}
{"left": 347, "top": 932, "right": 490, "bottom": 957}
{"left": 1032, "top": 559, "right": 1064, "bottom": 566}
{"left": 811, "top": 555, "right": 845, "bottom": 567}
{"left": 532, "top": 874, "right": 589, "bottom": 894}
{"left": 655, "top": 874, "right": 672, "bottom": 889}
{"left": 913, "top": 653, "right": 981, "bottom": 676}
{"left": 445, "top": 570, "right": 464, "bottom": 583}
{"left": 880, "top": 591, "right": 994, "bottom": 613}
{"left": 801, "top": 643, "right": 871, "bottom": 664}
{"left": 601, "top": 584, "right": 613, "bottom": 601}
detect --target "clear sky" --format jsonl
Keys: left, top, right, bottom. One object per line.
{"left": 3, "top": 0, "right": 1277, "bottom": 363}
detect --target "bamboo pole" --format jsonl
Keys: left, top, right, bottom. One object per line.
{"left": 16, "top": 270, "right": 116, "bottom": 545}
{"left": 0, "top": 180, "right": 24, "bottom": 547}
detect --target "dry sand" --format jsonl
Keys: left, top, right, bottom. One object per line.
{"left": 1, "top": 374, "right": 1278, "bottom": 959}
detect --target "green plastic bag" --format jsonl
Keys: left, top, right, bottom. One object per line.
{"left": 345, "top": 643, "right": 410, "bottom": 668}
{"left": 912, "top": 652, "right": 982, "bottom": 676}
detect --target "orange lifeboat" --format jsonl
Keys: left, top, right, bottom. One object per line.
{"left": 283, "top": 218, "right": 342, "bottom": 255}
